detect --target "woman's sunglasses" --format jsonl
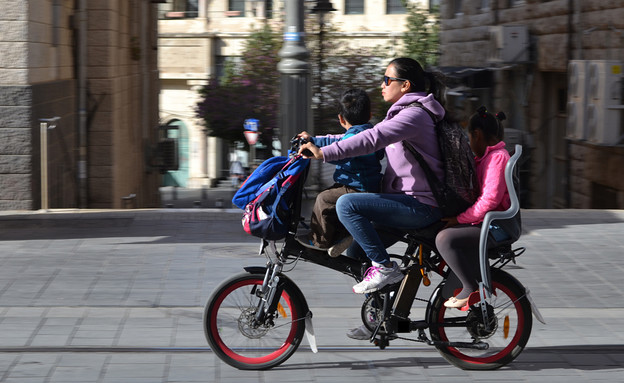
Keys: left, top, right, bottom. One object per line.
{"left": 383, "top": 76, "right": 408, "bottom": 86}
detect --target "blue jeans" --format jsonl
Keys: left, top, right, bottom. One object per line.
{"left": 336, "top": 193, "right": 442, "bottom": 264}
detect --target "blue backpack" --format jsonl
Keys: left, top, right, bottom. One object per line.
{"left": 232, "top": 155, "right": 310, "bottom": 240}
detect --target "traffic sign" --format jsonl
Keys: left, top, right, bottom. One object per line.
{"left": 244, "top": 131, "right": 259, "bottom": 145}
{"left": 244, "top": 119, "right": 259, "bottom": 132}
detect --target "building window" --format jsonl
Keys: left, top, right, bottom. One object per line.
{"left": 228, "top": 0, "right": 245, "bottom": 17}
{"left": 480, "top": 0, "right": 490, "bottom": 11}
{"left": 387, "top": 0, "right": 406, "bottom": 14}
{"left": 161, "top": 0, "right": 198, "bottom": 18}
{"left": 453, "top": 0, "right": 463, "bottom": 16}
{"left": 266, "top": 0, "right": 273, "bottom": 18}
{"left": 509, "top": 0, "right": 525, "bottom": 6}
{"left": 345, "top": 0, "right": 364, "bottom": 14}
{"left": 429, "top": 0, "right": 441, "bottom": 11}
{"left": 186, "top": 0, "right": 198, "bottom": 16}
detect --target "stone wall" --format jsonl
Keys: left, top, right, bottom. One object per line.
{"left": 0, "top": 0, "right": 161, "bottom": 210}
{"left": 0, "top": 85, "right": 33, "bottom": 210}
{"left": 569, "top": 142, "right": 624, "bottom": 209}
{"left": 87, "top": 1, "right": 161, "bottom": 209}
{"left": 0, "top": 1, "right": 78, "bottom": 210}
{"left": 0, "top": 2, "right": 32, "bottom": 209}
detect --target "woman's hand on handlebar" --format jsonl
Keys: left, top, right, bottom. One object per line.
{"left": 298, "top": 142, "right": 323, "bottom": 160}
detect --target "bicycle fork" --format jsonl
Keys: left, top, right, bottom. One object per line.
{"left": 253, "top": 261, "right": 283, "bottom": 324}
{"left": 253, "top": 259, "right": 318, "bottom": 352}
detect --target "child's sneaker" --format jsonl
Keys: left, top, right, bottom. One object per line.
{"left": 327, "top": 236, "right": 353, "bottom": 257}
{"left": 346, "top": 324, "right": 372, "bottom": 340}
{"left": 352, "top": 262, "right": 403, "bottom": 294}
{"left": 295, "top": 233, "right": 327, "bottom": 251}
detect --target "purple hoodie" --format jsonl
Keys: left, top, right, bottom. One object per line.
{"left": 321, "top": 92, "right": 445, "bottom": 206}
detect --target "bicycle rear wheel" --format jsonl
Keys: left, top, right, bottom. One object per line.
{"left": 203, "top": 272, "right": 306, "bottom": 370}
{"left": 428, "top": 269, "right": 532, "bottom": 370}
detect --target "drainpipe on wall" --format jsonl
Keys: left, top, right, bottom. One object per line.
{"left": 566, "top": 0, "right": 578, "bottom": 208}
{"left": 574, "top": 0, "right": 583, "bottom": 60}
{"left": 141, "top": 0, "right": 150, "bottom": 206}
{"left": 77, "top": 0, "right": 88, "bottom": 208}
{"left": 568, "top": 0, "right": 574, "bottom": 62}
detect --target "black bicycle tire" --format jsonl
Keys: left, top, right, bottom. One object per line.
{"left": 428, "top": 269, "right": 533, "bottom": 370}
{"left": 203, "top": 272, "right": 306, "bottom": 370}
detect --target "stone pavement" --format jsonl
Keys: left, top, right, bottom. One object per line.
{"left": 0, "top": 208, "right": 623, "bottom": 382}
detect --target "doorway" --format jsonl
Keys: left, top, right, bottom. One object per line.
{"left": 162, "top": 119, "right": 189, "bottom": 187}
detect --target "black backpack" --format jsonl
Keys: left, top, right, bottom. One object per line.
{"left": 403, "top": 103, "right": 479, "bottom": 217}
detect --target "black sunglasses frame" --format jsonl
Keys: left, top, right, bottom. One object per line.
{"left": 383, "top": 75, "right": 408, "bottom": 86}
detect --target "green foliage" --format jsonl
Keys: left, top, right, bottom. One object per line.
{"left": 306, "top": 16, "right": 393, "bottom": 135}
{"left": 402, "top": 1, "right": 440, "bottom": 68}
{"left": 196, "top": 23, "right": 281, "bottom": 146}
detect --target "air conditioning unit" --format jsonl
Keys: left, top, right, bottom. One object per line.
{"left": 487, "top": 25, "right": 529, "bottom": 63}
{"left": 586, "top": 60, "right": 622, "bottom": 145}
{"left": 566, "top": 60, "right": 588, "bottom": 140}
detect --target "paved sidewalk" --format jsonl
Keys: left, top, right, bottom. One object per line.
{"left": 0, "top": 208, "right": 623, "bottom": 382}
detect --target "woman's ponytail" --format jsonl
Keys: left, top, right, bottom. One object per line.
{"left": 425, "top": 70, "right": 447, "bottom": 107}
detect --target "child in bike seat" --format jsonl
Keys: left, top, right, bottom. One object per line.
{"left": 435, "top": 106, "right": 512, "bottom": 309}
{"left": 295, "top": 88, "right": 384, "bottom": 257}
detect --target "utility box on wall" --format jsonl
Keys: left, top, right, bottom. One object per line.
{"left": 567, "top": 60, "right": 588, "bottom": 140}
{"left": 566, "top": 60, "right": 622, "bottom": 145}
{"left": 487, "top": 25, "right": 529, "bottom": 63}
{"left": 586, "top": 60, "right": 622, "bottom": 145}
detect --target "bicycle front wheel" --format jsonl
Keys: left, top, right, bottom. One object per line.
{"left": 428, "top": 269, "right": 533, "bottom": 370}
{"left": 203, "top": 272, "right": 306, "bottom": 370}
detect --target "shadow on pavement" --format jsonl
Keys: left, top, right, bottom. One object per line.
{"left": 521, "top": 210, "right": 624, "bottom": 231}
{"left": 273, "top": 344, "right": 624, "bottom": 372}
{"left": 0, "top": 216, "right": 256, "bottom": 244}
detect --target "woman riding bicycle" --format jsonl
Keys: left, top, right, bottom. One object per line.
{"left": 299, "top": 57, "right": 448, "bottom": 294}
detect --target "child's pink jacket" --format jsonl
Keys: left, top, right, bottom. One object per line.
{"left": 457, "top": 141, "right": 510, "bottom": 224}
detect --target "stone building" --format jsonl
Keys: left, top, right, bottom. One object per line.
{"left": 0, "top": 0, "right": 161, "bottom": 210}
{"left": 157, "top": 0, "right": 431, "bottom": 188}
{"left": 438, "top": 0, "right": 624, "bottom": 208}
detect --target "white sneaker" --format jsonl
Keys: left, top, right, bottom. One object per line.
{"left": 352, "top": 262, "right": 403, "bottom": 294}
{"left": 346, "top": 324, "right": 398, "bottom": 340}
{"left": 346, "top": 324, "right": 372, "bottom": 340}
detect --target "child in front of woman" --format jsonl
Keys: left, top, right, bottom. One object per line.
{"left": 296, "top": 88, "right": 384, "bottom": 257}
{"left": 435, "top": 106, "right": 514, "bottom": 309}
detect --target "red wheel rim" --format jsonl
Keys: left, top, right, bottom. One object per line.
{"left": 209, "top": 279, "right": 299, "bottom": 365}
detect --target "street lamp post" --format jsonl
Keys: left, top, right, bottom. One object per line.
{"left": 277, "top": 0, "right": 310, "bottom": 154}
{"left": 311, "top": 0, "right": 336, "bottom": 136}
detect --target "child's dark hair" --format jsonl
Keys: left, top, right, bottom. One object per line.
{"left": 469, "top": 106, "right": 506, "bottom": 141}
{"left": 339, "top": 88, "right": 371, "bottom": 125}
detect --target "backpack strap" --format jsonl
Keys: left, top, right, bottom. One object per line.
{"left": 254, "top": 157, "right": 299, "bottom": 197}
{"left": 406, "top": 101, "right": 440, "bottom": 124}
{"left": 401, "top": 140, "right": 441, "bottom": 187}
